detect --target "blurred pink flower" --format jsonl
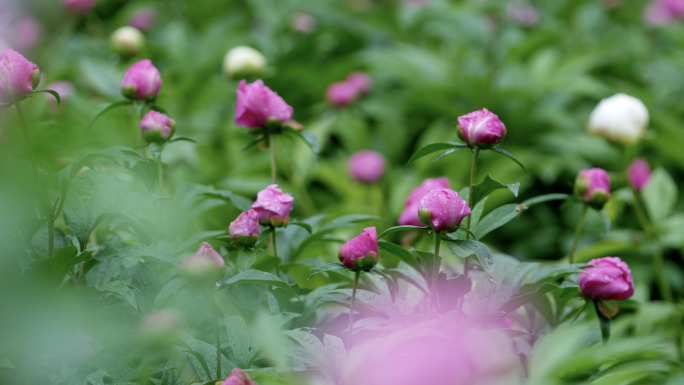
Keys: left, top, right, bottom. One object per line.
{"left": 63, "top": 0, "right": 96, "bottom": 14}
{"left": 128, "top": 8, "right": 156, "bottom": 31}
{"left": 229, "top": 209, "right": 261, "bottom": 248}
{"left": 506, "top": 3, "right": 540, "bottom": 26}
{"left": 251, "top": 184, "right": 294, "bottom": 227}
{"left": 345, "top": 71, "right": 372, "bottom": 95}
{"left": 326, "top": 81, "right": 358, "bottom": 106}
{"left": 0, "top": 48, "right": 40, "bottom": 105}
{"left": 221, "top": 369, "right": 257, "bottom": 385}
{"left": 235, "top": 79, "right": 293, "bottom": 128}
{"left": 348, "top": 150, "right": 386, "bottom": 183}
{"left": 181, "top": 242, "right": 225, "bottom": 280}
{"left": 418, "top": 188, "right": 471, "bottom": 232}
{"left": 139, "top": 110, "right": 175, "bottom": 143}
{"left": 579, "top": 256, "right": 634, "bottom": 301}
{"left": 398, "top": 177, "right": 450, "bottom": 227}
{"left": 627, "top": 158, "right": 652, "bottom": 193}
{"left": 44, "top": 81, "right": 74, "bottom": 104}
{"left": 16, "top": 17, "right": 41, "bottom": 52}
{"left": 291, "top": 12, "right": 316, "bottom": 33}
{"left": 457, "top": 108, "right": 507, "bottom": 148}
{"left": 338, "top": 227, "right": 378, "bottom": 271}
{"left": 122, "top": 59, "right": 162, "bottom": 100}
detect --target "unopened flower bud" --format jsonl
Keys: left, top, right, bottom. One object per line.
{"left": 338, "top": 227, "right": 378, "bottom": 271}
{"left": 128, "top": 8, "right": 157, "bottom": 31}
{"left": 63, "top": 0, "right": 96, "bottom": 13}
{"left": 121, "top": 59, "right": 162, "bottom": 100}
{"left": 223, "top": 46, "right": 267, "bottom": 79}
{"left": 251, "top": 185, "right": 294, "bottom": 227}
{"left": 326, "top": 81, "right": 358, "bottom": 106}
{"left": 587, "top": 93, "right": 649, "bottom": 144}
{"left": 348, "top": 150, "right": 386, "bottom": 183}
{"left": 575, "top": 168, "right": 611, "bottom": 209}
{"left": 180, "top": 242, "right": 225, "bottom": 282}
{"left": 0, "top": 49, "right": 40, "bottom": 105}
{"left": 456, "top": 108, "right": 507, "bottom": 149}
{"left": 111, "top": 26, "right": 145, "bottom": 56}
{"left": 139, "top": 111, "right": 175, "bottom": 144}
{"left": 229, "top": 209, "right": 260, "bottom": 248}
{"left": 627, "top": 158, "right": 652, "bottom": 193}
{"left": 398, "top": 177, "right": 450, "bottom": 227}
{"left": 579, "top": 256, "right": 634, "bottom": 301}
{"left": 221, "top": 368, "right": 258, "bottom": 385}
{"left": 235, "top": 80, "right": 293, "bottom": 129}
{"left": 418, "top": 188, "right": 471, "bottom": 232}
{"left": 345, "top": 72, "right": 372, "bottom": 95}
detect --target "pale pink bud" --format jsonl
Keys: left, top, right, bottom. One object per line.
{"left": 63, "top": 0, "right": 96, "bottom": 13}
{"left": 235, "top": 79, "right": 293, "bottom": 129}
{"left": 348, "top": 150, "right": 386, "bottom": 183}
{"left": 221, "top": 368, "right": 257, "bottom": 385}
{"left": 506, "top": 3, "right": 540, "bottom": 26}
{"left": 180, "top": 242, "right": 225, "bottom": 280}
{"left": 0, "top": 49, "right": 40, "bottom": 105}
{"left": 44, "top": 81, "right": 74, "bottom": 104}
{"left": 418, "top": 188, "right": 471, "bottom": 232}
{"left": 345, "top": 71, "right": 372, "bottom": 95}
{"left": 251, "top": 184, "right": 294, "bottom": 227}
{"left": 139, "top": 111, "right": 175, "bottom": 143}
{"left": 456, "top": 108, "right": 507, "bottom": 148}
{"left": 128, "top": 8, "right": 157, "bottom": 31}
{"left": 325, "top": 81, "right": 358, "bottom": 106}
{"left": 121, "top": 59, "right": 162, "bottom": 100}
{"left": 575, "top": 168, "right": 610, "bottom": 209}
{"left": 399, "top": 177, "right": 450, "bottom": 227}
{"left": 338, "top": 227, "right": 378, "bottom": 271}
{"left": 579, "top": 257, "right": 634, "bottom": 301}
{"left": 229, "top": 209, "right": 261, "bottom": 248}
{"left": 627, "top": 158, "right": 652, "bottom": 193}
{"left": 291, "top": 13, "right": 316, "bottom": 33}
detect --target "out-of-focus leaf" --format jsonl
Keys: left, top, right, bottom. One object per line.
{"left": 292, "top": 215, "right": 380, "bottom": 258}
{"left": 643, "top": 167, "right": 678, "bottom": 223}
{"left": 32, "top": 89, "right": 60, "bottom": 105}
{"left": 470, "top": 175, "right": 519, "bottom": 206}
{"left": 225, "top": 316, "right": 251, "bottom": 369}
{"left": 223, "top": 270, "right": 299, "bottom": 298}
{"left": 491, "top": 147, "right": 528, "bottom": 175}
{"left": 405, "top": 142, "right": 466, "bottom": 168}
{"left": 96, "top": 280, "right": 138, "bottom": 310}
{"left": 378, "top": 225, "right": 428, "bottom": 239}
{"left": 153, "top": 278, "right": 188, "bottom": 310}
{"left": 378, "top": 240, "right": 421, "bottom": 273}
{"left": 87, "top": 100, "right": 132, "bottom": 129}
{"left": 307, "top": 263, "right": 347, "bottom": 280}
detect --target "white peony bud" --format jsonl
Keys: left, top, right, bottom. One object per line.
{"left": 222, "top": 46, "right": 266, "bottom": 79}
{"left": 587, "top": 93, "right": 649, "bottom": 144}
{"left": 110, "top": 26, "right": 145, "bottom": 56}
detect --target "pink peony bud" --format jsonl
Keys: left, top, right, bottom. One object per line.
{"left": 325, "top": 81, "right": 358, "bottom": 106}
{"left": 418, "top": 188, "right": 471, "bottom": 232}
{"left": 579, "top": 257, "right": 634, "bottom": 301}
{"left": 44, "top": 81, "right": 75, "bottom": 105}
{"left": 575, "top": 168, "right": 610, "bottom": 209}
{"left": 398, "top": 177, "right": 450, "bottom": 227}
{"left": 338, "top": 227, "right": 378, "bottom": 271}
{"left": 121, "top": 59, "right": 162, "bottom": 100}
{"left": 644, "top": 0, "right": 676, "bottom": 26}
{"left": 506, "top": 3, "right": 540, "bottom": 26}
{"left": 180, "top": 242, "right": 225, "bottom": 280}
{"left": 229, "top": 209, "right": 261, "bottom": 248}
{"left": 251, "top": 184, "right": 294, "bottom": 227}
{"left": 456, "top": 108, "right": 507, "bottom": 148}
{"left": 221, "top": 368, "right": 257, "bottom": 385}
{"left": 139, "top": 110, "right": 175, "bottom": 143}
{"left": 345, "top": 71, "right": 372, "bottom": 95}
{"left": 16, "top": 17, "right": 42, "bottom": 53}
{"left": 0, "top": 49, "right": 40, "bottom": 105}
{"left": 140, "top": 310, "right": 182, "bottom": 332}
{"left": 128, "top": 8, "right": 157, "bottom": 31}
{"left": 235, "top": 79, "right": 294, "bottom": 129}
{"left": 627, "top": 158, "right": 652, "bottom": 193}
{"left": 661, "top": 0, "right": 684, "bottom": 17}
{"left": 348, "top": 150, "right": 386, "bottom": 183}
{"left": 63, "top": 0, "right": 96, "bottom": 13}
{"left": 291, "top": 12, "right": 316, "bottom": 33}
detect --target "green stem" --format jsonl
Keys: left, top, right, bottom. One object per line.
{"left": 464, "top": 149, "right": 479, "bottom": 277}
{"left": 211, "top": 288, "right": 222, "bottom": 380}
{"left": 156, "top": 153, "right": 164, "bottom": 242}
{"left": 157, "top": 154, "right": 163, "bottom": 196}
{"left": 271, "top": 227, "right": 280, "bottom": 277}
{"left": 569, "top": 205, "right": 588, "bottom": 264}
{"left": 15, "top": 103, "right": 38, "bottom": 179}
{"left": 270, "top": 134, "right": 277, "bottom": 184}
{"left": 430, "top": 232, "right": 442, "bottom": 311}
{"left": 347, "top": 271, "right": 360, "bottom": 348}
{"left": 48, "top": 214, "right": 55, "bottom": 258}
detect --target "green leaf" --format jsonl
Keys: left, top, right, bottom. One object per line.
{"left": 170, "top": 137, "right": 196, "bottom": 143}
{"left": 70, "top": 146, "right": 145, "bottom": 179}
{"left": 202, "top": 188, "right": 254, "bottom": 212}
{"left": 108, "top": 192, "right": 170, "bottom": 213}
{"left": 378, "top": 240, "right": 421, "bottom": 273}
{"left": 369, "top": 269, "right": 397, "bottom": 304}
{"left": 223, "top": 270, "right": 299, "bottom": 299}
{"left": 283, "top": 330, "right": 332, "bottom": 374}
{"left": 470, "top": 175, "right": 519, "bottom": 206}
{"left": 269, "top": 312, "right": 301, "bottom": 326}
{"left": 523, "top": 193, "right": 572, "bottom": 206}
{"left": 31, "top": 223, "right": 69, "bottom": 258}
{"left": 290, "top": 221, "right": 313, "bottom": 234}
{"left": 87, "top": 100, "right": 132, "bottom": 129}
{"left": 63, "top": 189, "right": 89, "bottom": 246}
{"left": 378, "top": 225, "right": 429, "bottom": 239}
{"left": 491, "top": 147, "right": 528, "bottom": 175}
{"left": 225, "top": 316, "right": 251, "bottom": 369}
{"left": 54, "top": 248, "right": 92, "bottom": 281}
{"left": 237, "top": 249, "right": 256, "bottom": 272}
{"left": 308, "top": 263, "right": 347, "bottom": 280}
{"left": 32, "top": 88, "right": 60, "bottom": 105}
{"left": 405, "top": 142, "right": 466, "bottom": 168}
{"left": 96, "top": 280, "right": 138, "bottom": 310}
{"left": 153, "top": 278, "right": 188, "bottom": 310}
{"left": 432, "top": 147, "right": 460, "bottom": 162}
{"left": 642, "top": 167, "right": 678, "bottom": 223}
{"left": 298, "top": 130, "right": 320, "bottom": 163}
{"left": 444, "top": 240, "right": 494, "bottom": 276}
{"left": 594, "top": 301, "right": 611, "bottom": 343}
{"left": 473, "top": 204, "right": 521, "bottom": 239}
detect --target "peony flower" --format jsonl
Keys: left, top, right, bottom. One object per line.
{"left": 121, "top": 59, "right": 162, "bottom": 100}
{"left": 456, "top": 108, "right": 507, "bottom": 148}
{"left": 398, "top": 177, "right": 450, "bottom": 227}
{"left": 180, "top": 242, "right": 225, "bottom": 281}
{"left": 338, "top": 227, "right": 378, "bottom": 271}
{"left": 579, "top": 256, "right": 634, "bottom": 301}
{"left": 223, "top": 46, "right": 266, "bottom": 79}
{"left": 575, "top": 168, "right": 610, "bottom": 209}
{"left": 627, "top": 158, "right": 652, "bottom": 193}
{"left": 0, "top": 49, "right": 41, "bottom": 105}
{"left": 110, "top": 26, "right": 145, "bottom": 56}
{"left": 128, "top": 8, "right": 157, "bottom": 31}
{"left": 44, "top": 81, "right": 75, "bottom": 105}
{"left": 587, "top": 93, "right": 649, "bottom": 144}
{"left": 348, "top": 150, "right": 386, "bottom": 183}
{"left": 234, "top": 80, "right": 293, "bottom": 129}
{"left": 325, "top": 81, "right": 358, "bottom": 106}
{"left": 221, "top": 368, "right": 257, "bottom": 385}
{"left": 139, "top": 111, "right": 175, "bottom": 143}
{"left": 229, "top": 209, "right": 261, "bottom": 248}
{"left": 63, "top": 0, "right": 96, "bottom": 13}
{"left": 418, "top": 188, "right": 471, "bottom": 232}
{"left": 345, "top": 72, "right": 372, "bottom": 95}
{"left": 251, "top": 184, "right": 294, "bottom": 227}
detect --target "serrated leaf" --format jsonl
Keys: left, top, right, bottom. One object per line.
{"left": 32, "top": 88, "right": 60, "bottom": 105}
{"left": 87, "top": 100, "right": 132, "bottom": 129}
{"left": 307, "top": 263, "right": 347, "bottom": 280}
{"left": 378, "top": 225, "right": 429, "bottom": 239}
{"left": 405, "top": 142, "right": 467, "bottom": 168}
{"left": 491, "top": 147, "right": 528, "bottom": 175}
{"left": 223, "top": 270, "right": 299, "bottom": 298}
{"left": 471, "top": 175, "right": 519, "bottom": 206}
{"left": 225, "top": 316, "right": 251, "bottom": 368}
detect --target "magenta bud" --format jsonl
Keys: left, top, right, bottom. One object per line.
{"left": 235, "top": 79, "right": 293, "bottom": 129}
{"left": 121, "top": 59, "right": 162, "bottom": 100}
{"left": 180, "top": 242, "right": 225, "bottom": 281}
{"left": 627, "top": 157, "right": 652, "bottom": 193}
{"left": 221, "top": 368, "right": 258, "bottom": 385}
{"left": 347, "top": 150, "right": 386, "bottom": 183}
{"left": 575, "top": 168, "right": 611, "bottom": 209}
{"left": 398, "top": 177, "right": 450, "bottom": 227}
{"left": 456, "top": 108, "right": 507, "bottom": 149}
{"left": 0, "top": 49, "right": 40, "bottom": 105}
{"left": 128, "top": 8, "right": 157, "bottom": 31}
{"left": 63, "top": 0, "right": 96, "bottom": 13}
{"left": 338, "top": 227, "right": 379, "bottom": 271}
{"left": 579, "top": 257, "right": 634, "bottom": 301}
{"left": 325, "top": 81, "right": 358, "bottom": 106}
{"left": 251, "top": 184, "right": 294, "bottom": 228}
{"left": 229, "top": 209, "right": 261, "bottom": 248}
{"left": 345, "top": 71, "right": 372, "bottom": 95}
{"left": 418, "top": 188, "right": 471, "bottom": 232}
{"left": 140, "top": 111, "right": 175, "bottom": 144}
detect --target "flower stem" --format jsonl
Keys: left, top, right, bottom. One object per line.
{"left": 157, "top": 154, "right": 163, "bottom": 196}
{"left": 210, "top": 288, "right": 222, "bottom": 380}
{"left": 15, "top": 103, "right": 38, "bottom": 179}
{"left": 464, "top": 148, "right": 479, "bottom": 277}
{"left": 430, "top": 232, "right": 442, "bottom": 311}
{"left": 156, "top": 152, "right": 164, "bottom": 242}
{"left": 569, "top": 205, "right": 588, "bottom": 264}
{"left": 271, "top": 227, "right": 280, "bottom": 277}
{"left": 347, "top": 271, "right": 360, "bottom": 348}
{"left": 269, "top": 134, "right": 277, "bottom": 184}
